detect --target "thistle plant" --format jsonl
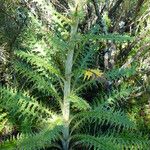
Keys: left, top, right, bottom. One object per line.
{"left": 0, "top": 0, "right": 149, "bottom": 150}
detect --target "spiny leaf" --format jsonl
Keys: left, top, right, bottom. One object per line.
{"left": 0, "top": 86, "right": 60, "bottom": 125}
{"left": 14, "top": 51, "right": 63, "bottom": 79}
{"left": 72, "top": 134, "right": 119, "bottom": 150}
{"left": 0, "top": 124, "right": 62, "bottom": 150}
{"left": 73, "top": 105, "right": 135, "bottom": 130}
{"left": 68, "top": 94, "right": 91, "bottom": 110}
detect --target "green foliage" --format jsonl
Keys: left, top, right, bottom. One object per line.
{"left": 0, "top": 111, "right": 8, "bottom": 133}
{"left": 0, "top": 0, "right": 150, "bottom": 149}
{"left": 0, "top": 125, "right": 62, "bottom": 150}
{"left": 73, "top": 134, "right": 120, "bottom": 150}
{"left": 72, "top": 104, "right": 135, "bottom": 130}
{"left": 83, "top": 34, "right": 133, "bottom": 43}
{"left": 0, "top": 86, "right": 61, "bottom": 130}
{"left": 68, "top": 94, "right": 91, "bottom": 110}
{"left": 73, "top": 132, "right": 149, "bottom": 150}
{"left": 15, "top": 51, "right": 62, "bottom": 78}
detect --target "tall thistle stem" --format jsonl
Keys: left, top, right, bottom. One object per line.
{"left": 62, "top": 8, "right": 79, "bottom": 150}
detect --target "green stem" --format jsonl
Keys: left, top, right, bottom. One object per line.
{"left": 62, "top": 12, "right": 79, "bottom": 150}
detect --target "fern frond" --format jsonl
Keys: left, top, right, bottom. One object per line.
{"left": 0, "top": 124, "right": 62, "bottom": 150}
